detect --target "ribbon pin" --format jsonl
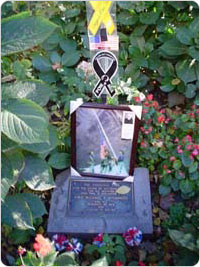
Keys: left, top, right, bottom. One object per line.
{"left": 92, "top": 51, "right": 118, "bottom": 98}
{"left": 88, "top": 1, "right": 115, "bottom": 36}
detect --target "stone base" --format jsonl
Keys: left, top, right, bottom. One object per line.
{"left": 47, "top": 168, "right": 153, "bottom": 236}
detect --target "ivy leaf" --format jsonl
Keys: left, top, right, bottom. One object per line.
{"left": 185, "top": 84, "right": 197, "bottom": 99}
{"left": 2, "top": 195, "right": 34, "bottom": 230}
{"left": 2, "top": 80, "right": 52, "bottom": 106}
{"left": 1, "top": 99, "right": 49, "bottom": 144}
{"left": 2, "top": 13, "right": 58, "bottom": 56}
{"left": 20, "top": 155, "right": 55, "bottom": 191}
{"left": 176, "top": 27, "right": 193, "bottom": 45}
{"left": 181, "top": 153, "right": 193, "bottom": 167}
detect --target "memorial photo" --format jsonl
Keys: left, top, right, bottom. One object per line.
{"left": 72, "top": 104, "right": 139, "bottom": 177}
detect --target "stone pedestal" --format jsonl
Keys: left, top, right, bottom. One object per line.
{"left": 47, "top": 168, "right": 153, "bottom": 236}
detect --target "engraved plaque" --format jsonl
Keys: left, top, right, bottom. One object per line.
{"left": 68, "top": 179, "right": 134, "bottom": 214}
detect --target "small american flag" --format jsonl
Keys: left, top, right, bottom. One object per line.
{"left": 100, "top": 133, "right": 107, "bottom": 159}
{"left": 89, "top": 35, "right": 119, "bottom": 51}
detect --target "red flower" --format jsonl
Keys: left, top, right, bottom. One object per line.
{"left": 193, "top": 144, "right": 199, "bottom": 150}
{"left": 138, "top": 261, "right": 146, "bottom": 266}
{"left": 147, "top": 94, "right": 153, "bottom": 101}
{"left": 152, "top": 101, "right": 158, "bottom": 109}
{"left": 93, "top": 233, "right": 103, "bottom": 242}
{"left": 186, "top": 145, "right": 192, "bottom": 151}
{"left": 157, "top": 115, "right": 165, "bottom": 123}
{"left": 163, "top": 165, "right": 167, "bottom": 169}
{"left": 144, "top": 102, "right": 150, "bottom": 107}
{"left": 115, "top": 260, "right": 123, "bottom": 266}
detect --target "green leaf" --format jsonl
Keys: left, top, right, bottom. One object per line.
{"left": 159, "top": 184, "right": 171, "bottom": 196}
{"left": 168, "top": 229, "right": 197, "bottom": 251}
{"left": 19, "top": 193, "right": 47, "bottom": 219}
{"left": 160, "top": 38, "right": 188, "bottom": 56}
{"left": 21, "top": 125, "right": 59, "bottom": 154}
{"left": 118, "top": 11, "right": 138, "bottom": 25}
{"left": 1, "top": 152, "right": 14, "bottom": 201}
{"left": 189, "top": 162, "right": 198, "bottom": 173}
{"left": 41, "top": 251, "right": 57, "bottom": 266}
{"left": 65, "top": 8, "right": 80, "bottom": 18}
{"left": 10, "top": 229, "right": 32, "bottom": 244}
{"left": 1, "top": 99, "right": 49, "bottom": 144}
{"left": 48, "top": 152, "right": 70, "bottom": 170}
{"left": 32, "top": 55, "right": 52, "bottom": 72}
{"left": 176, "top": 60, "right": 197, "bottom": 84}
{"left": 180, "top": 179, "right": 194, "bottom": 194}
{"left": 185, "top": 84, "right": 197, "bottom": 99}
{"left": 2, "top": 80, "right": 52, "bottom": 106}
{"left": 2, "top": 134, "right": 18, "bottom": 152}
{"left": 189, "top": 17, "right": 199, "bottom": 38}
{"left": 176, "top": 27, "right": 193, "bottom": 45}
{"left": 2, "top": 15, "right": 58, "bottom": 56}
{"left": 2, "top": 195, "right": 34, "bottom": 230}
{"left": 60, "top": 39, "right": 77, "bottom": 52}
{"left": 54, "top": 252, "right": 77, "bottom": 266}
{"left": 50, "top": 51, "right": 61, "bottom": 64}
{"left": 173, "top": 160, "right": 182, "bottom": 170}
{"left": 20, "top": 155, "right": 55, "bottom": 191}
{"left": 181, "top": 153, "right": 193, "bottom": 167}
{"left": 91, "top": 256, "right": 108, "bottom": 266}
{"left": 189, "top": 46, "right": 199, "bottom": 60}
{"left": 140, "top": 11, "right": 159, "bottom": 24}
{"left": 61, "top": 51, "right": 80, "bottom": 67}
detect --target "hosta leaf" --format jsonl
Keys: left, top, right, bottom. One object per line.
{"left": 1, "top": 152, "right": 14, "bottom": 201}
{"left": 2, "top": 134, "right": 18, "bottom": 152}
{"left": 91, "top": 256, "right": 108, "bottom": 266}
{"left": 18, "top": 193, "right": 47, "bottom": 219}
{"left": 2, "top": 80, "right": 52, "bottom": 106}
{"left": 1, "top": 99, "right": 49, "bottom": 144}
{"left": 2, "top": 195, "right": 34, "bottom": 230}
{"left": 54, "top": 252, "right": 77, "bottom": 266}
{"left": 21, "top": 125, "right": 59, "bottom": 154}
{"left": 48, "top": 152, "right": 70, "bottom": 170}
{"left": 20, "top": 155, "right": 55, "bottom": 191}
{"left": 2, "top": 14, "right": 58, "bottom": 56}
{"left": 116, "top": 185, "right": 131, "bottom": 194}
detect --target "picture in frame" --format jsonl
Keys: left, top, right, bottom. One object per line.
{"left": 71, "top": 103, "right": 141, "bottom": 179}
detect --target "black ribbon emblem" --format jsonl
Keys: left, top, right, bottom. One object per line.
{"left": 92, "top": 51, "right": 118, "bottom": 98}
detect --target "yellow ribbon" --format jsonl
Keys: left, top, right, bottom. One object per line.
{"left": 88, "top": 1, "right": 115, "bottom": 36}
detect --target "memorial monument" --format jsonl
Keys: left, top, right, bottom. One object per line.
{"left": 48, "top": 1, "right": 153, "bottom": 236}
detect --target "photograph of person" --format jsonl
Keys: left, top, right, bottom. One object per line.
{"left": 76, "top": 107, "right": 134, "bottom": 177}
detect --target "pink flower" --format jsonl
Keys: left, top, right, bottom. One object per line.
{"left": 160, "top": 108, "right": 165, "bottom": 114}
{"left": 152, "top": 101, "right": 158, "bottom": 109}
{"left": 177, "top": 145, "right": 183, "bottom": 154}
{"left": 142, "top": 109, "right": 148, "bottom": 114}
{"left": 163, "top": 165, "right": 167, "bottom": 169}
{"left": 157, "top": 115, "right": 165, "bottom": 123}
{"left": 170, "top": 156, "right": 175, "bottom": 162}
{"left": 17, "top": 246, "right": 26, "bottom": 256}
{"left": 174, "top": 138, "right": 179, "bottom": 143}
{"left": 193, "top": 144, "right": 199, "bottom": 150}
{"left": 189, "top": 112, "right": 195, "bottom": 119}
{"left": 141, "top": 141, "right": 148, "bottom": 148}
{"left": 140, "top": 127, "right": 145, "bottom": 132}
{"left": 192, "top": 149, "right": 198, "bottom": 156}
{"left": 186, "top": 135, "right": 192, "bottom": 142}
{"left": 165, "top": 118, "right": 170, "bottom": 124}
{"left": 147, "top": 94, "right": 153, "bottom": 101}
{"left": 134, "top": 96, "right": 141, "bottom": 102}
{"left": 190, "top": 155, "right": 194, "bottom": 160}
{"left": 186, "top": 145, "right": 193, "bottom": 150}
{"left": 166, "top": 170, "right": 171, "bottom": 174}
{"left": 144, "top": 102, "right": 150, "bottom": 107}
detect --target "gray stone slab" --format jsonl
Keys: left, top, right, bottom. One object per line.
{"left": 47, "top": 168, "right": 153, "bottom": 235}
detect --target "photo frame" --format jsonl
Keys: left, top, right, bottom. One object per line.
{"left": 71, "top": 102, "right": 141, "bottom": 180}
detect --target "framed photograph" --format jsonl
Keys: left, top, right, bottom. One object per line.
{"left": 71, "top": 103, "right": 141, "bottom": 179}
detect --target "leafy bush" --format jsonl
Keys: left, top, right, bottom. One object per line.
{"left": 1, "top": 1, "right": 199, "bottom": 266}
